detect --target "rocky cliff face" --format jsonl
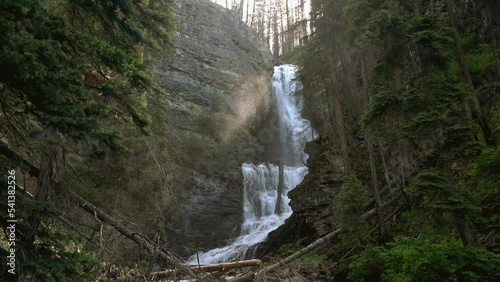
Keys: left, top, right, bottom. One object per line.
{"left": 154, "top": 0, "right": 273, "bottom": 256}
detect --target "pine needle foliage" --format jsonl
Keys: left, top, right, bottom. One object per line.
{"left": 0, "top": 0, "right": 176, "bottom": 280}
{"left": 0, "top": 0, "right": 175, "bottom": 147}
{"left": 335, "top": 174, "right": 371, "bottom": 246}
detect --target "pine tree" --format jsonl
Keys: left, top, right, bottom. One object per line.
{"left": 0, "top": 0, "right": 176, "bottom": 279}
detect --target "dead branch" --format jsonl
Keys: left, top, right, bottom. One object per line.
{"left": 0, "top": 140, "right": 178, "bottom": 266}
{"left": 227, "top": 194, "right": 403, "bottom": 282}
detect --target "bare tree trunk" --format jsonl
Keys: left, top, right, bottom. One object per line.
{"left": 285, "top": 0, "right": 291, "bottom": 52}
{"left": 394, "top": 68, "right": 402, "bottom": 90}
{"left": 246, "top": 0, "right": 250, "bottom": 23}
{"left": 273, "top": 9, "right": 280, "bottom": 55}
{"left": 72, "top": 190, "right": 178, "bottom": 265}
{"left": 413, "top": 0, "right": 420, "bottom": 15}
{"left": 24, "top": 128, "right": 57, "bottom": 258}
{"left": 362, "top": 57, "right": 385, "bottom": 238}
{"left": 279, "top": 2, "right": 285, "bottom": 55}
{"left": 493, "top": 27, "right": 500, "bottom": 76}
{"left": 275, "top": 161, "right": 284, "bottom": 214}
{"left": 377, "top": 139, "right": 393, "bottom": 191}
{"left": 260, "top": 0, "right": 267, "bottom": 41}
{"left": 267, "top": 1, "right": 273, "bottom": 46}
{"left": 327, "top": 45, "right": 350, "bottom": 172}
{"left": 34, "top": 148, "right": 55, "bottom": 202}
{"left": 367, "top": 130, "right": 386, "bottom": 239}
{"left": 250, "top": 0, "right": 256, "bottom": 27}
{"left": 446, "top": 0, "right": 493, "bottom": 145}
{"left": 0, "top": 141, "right": 179, "bottom": 266}
{"left": 239, "top": 0, "right": 244, "bottom": 19}
{"left": 397, "top": 140, "right": 412, "bottom": 207}
{"left": 457, "top": 222, "right": 477, "bottom": 247}
{"left": 299, "top": 0, "right": 306, "bottom": 45}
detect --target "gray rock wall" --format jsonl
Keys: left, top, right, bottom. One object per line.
{"left": 154, "top": 0, "right": 273, "bottom": 256}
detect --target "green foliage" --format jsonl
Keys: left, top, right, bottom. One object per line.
{"left": 407, "top": 169, "right": 449, "bottom": 198}
{"left": 348, "top": 236, "right": 500, "bottom": 282}
{"left": 296, "top": 37, "right": 331, "bottom": 128}
{"left": 335, "top": 174, "right": 371, "bottom": 246}
{"left": 299, "top": 253, "right": 329, "bottom": 262}
{"left": 363, "top": 77, "right": 468, "bottom": 139}
{"left": 278, "top": 45, "right": 305, "bottom": 64}
{"left": 344, "top": 0, "right": 394, "bottom": 44}
{"left": 470, "top": 146, "right": 500, "bottom": 194}
{"left": 362, "top": 90, "right": 405, "bottom": 127}
{"left": 0, "top": 188, "right": 99, "bottom": 281}
{"left": 408, "top": 15, "right": 455, "bottom": 71}
{"left": 0, "top": 0, "right": 175, "bottom": 147}
{"left": 0, "top": 0, "right": 176, "bottom": 279}
{"left": 442, "top": 121, "right": 482, "bottom": 158}
{"left": 447, "top": 36, "right": 495, "bottom": 82}
{"left": 471, "top": 146, "right": 500, "bottom": 180}
{"left": 298, "top": 0, "right": 500, "bottom": 280}
{"left": 406, "top": 169, "right": 480, "bottom": 230}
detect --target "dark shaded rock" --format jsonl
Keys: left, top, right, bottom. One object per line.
{"left": 255, "top": 137, "right": 344, "bottom": 257}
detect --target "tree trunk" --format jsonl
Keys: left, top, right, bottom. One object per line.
{"left": 398, "top": 140, "right": 412, "bottom": 207}
{"left": 280, "top": 2, "right": 285, "bottom": 55}
{"left": 150, "top": 259, "right": 262, "bottom": 279}
{"left": 446, "top": 0, "right": 493, "bottom": 145}
{"left": 326, "top": 45, "right": 350, "bottom": 172}
{"left": 300, "top": 0, "right": 307, "bottom": 45}
{"left": 72, "top": 190, "right": 178, "bottom": 265}
{"left": 377, "top": 139, "right": 393, "bottom": 191}
{"left": 24, "top": 128, "right": 57, "bottom": 254}
{"left": 412, "top": 0, "right": 420, "bottom": 15}
{"left": 275, "top": 161, "right": 284, "bottom": 214}
{"left": 362, "top": 57, "right": 386, "bottom": 238}
{"left": 250, "top": 0, "right": 256, "bottom": 27}
{"left": 0, "top": 141, "right": 178, "bottom": 266}
{"left": 493, "top": 26, "right": 500, "bottom": 76}
{"left": 245, "top": 0, "right": 250, "bottom": 23}
{"left": 273, "top": 9, "right": 280, "bottom": 55}
{"left": 457, "top": 222, "right": 477, "bottom": 247}
{"left": 394, "top": 68, "right": 402, "bottom": 91}
{"left": 228, "top": 195, "right": 402, "bottom": 282}
{"left": 260, "top": 0, "right": 267, "bottom": 41}
{"left": 266, "top": 1, "right": 272, "bottom": 46}
{"left": 285, "top": 0, "right": 292, "bottom": 52}
{"left": 239, "top": 0, "right": 244, "bottom": 19}
{"left": 367, "top": 130, "right": 386, "bottom": 239}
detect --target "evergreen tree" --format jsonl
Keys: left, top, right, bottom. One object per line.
{"left": 0, "top": 0, "right": 175, "bottom": 279}
{"left": 295, "top": 0, "right": 499, "bottom": 279}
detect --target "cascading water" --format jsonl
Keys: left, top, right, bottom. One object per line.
{"left": 188, "top": 64, "right": 313, "bottom": 265}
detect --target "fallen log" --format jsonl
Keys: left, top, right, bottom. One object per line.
{"left": 70, "top": 189, "right": 179, "bottom": 266}
{"left": 1, "top": 140, "right": 178, "bottom": 266}
{"left": 227, "top": 194, "right": 403, "bottom": 282}
{"left": 150, "top": 259, "right": 262, "bottom": 279}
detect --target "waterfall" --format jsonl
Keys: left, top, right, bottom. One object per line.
{"left": 188, "top": 64, "right": 313, "bottom": 265}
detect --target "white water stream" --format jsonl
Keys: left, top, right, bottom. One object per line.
{"left": 188, "top": 65, "right": 313, "bottom": 265}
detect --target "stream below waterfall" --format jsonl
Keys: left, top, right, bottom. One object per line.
{"left": 188, "top": 64, "right": 313, "bottom": 265}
